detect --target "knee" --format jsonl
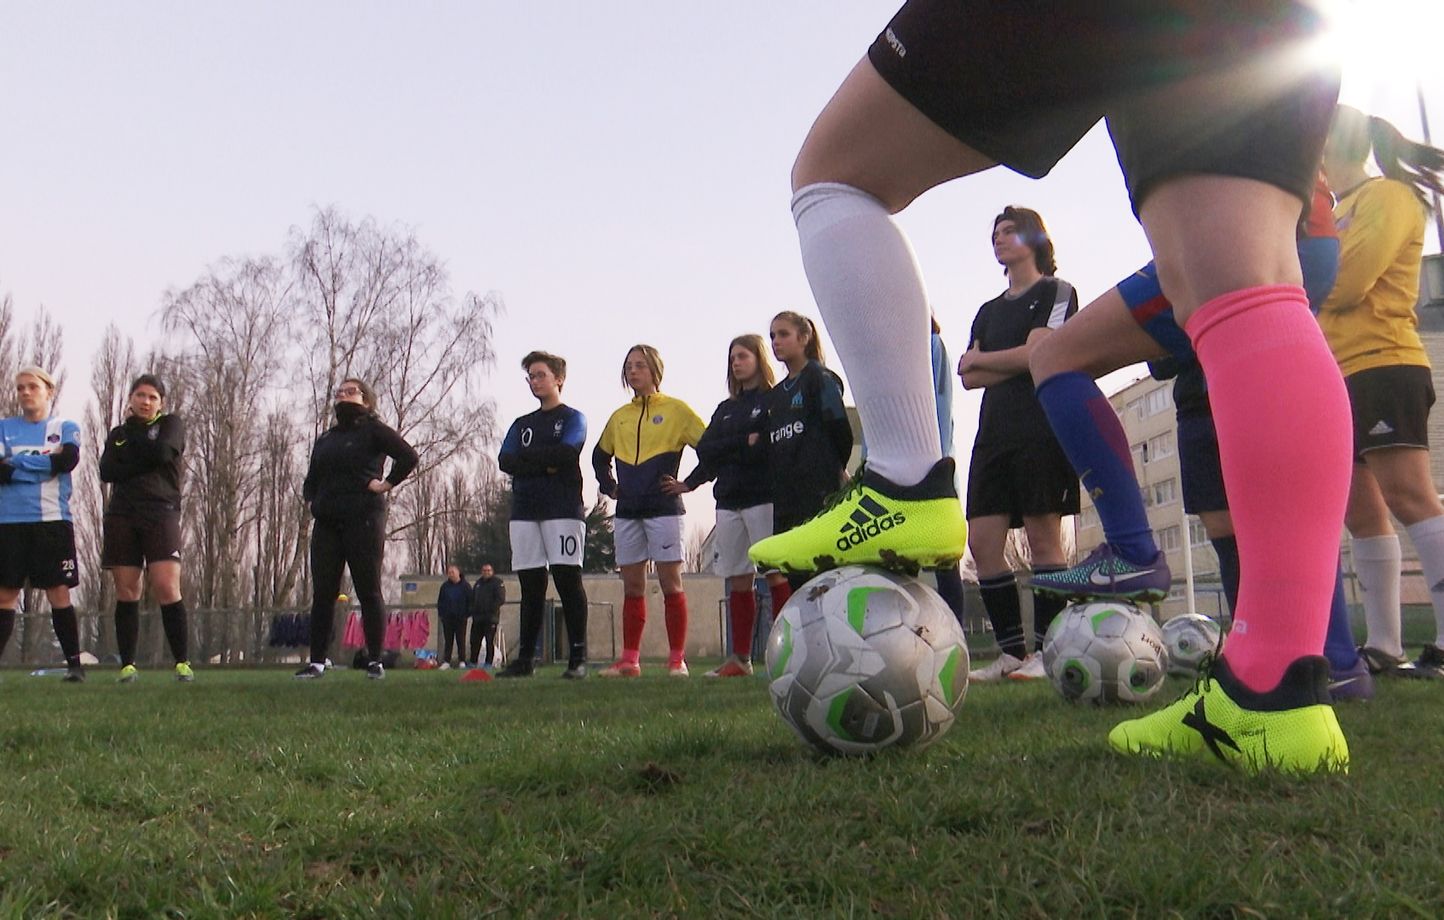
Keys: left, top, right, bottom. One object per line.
{"left": 1029, "top": 334, "right": 1064, "bottom": 387}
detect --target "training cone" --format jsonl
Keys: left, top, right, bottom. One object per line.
{"left": 462, "top": 668, "right": 493, "bottom": 683}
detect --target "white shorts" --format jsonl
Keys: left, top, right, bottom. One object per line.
{"left": 710, "top": 504, "right": 774, "bottom": 578}
{"left": 614, "top": 516, "right": 684, "bottom": 567}
{"left": 509, "top": 519, "right": 585, "bottom": 570}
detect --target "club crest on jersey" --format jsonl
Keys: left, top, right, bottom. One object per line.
{"left": 553, "top": 420, "right": 564, "bottom": 435}
{"left": 652, "top": 415, "right": 663, "bottom": 425}
{"left": 790, "top": 392, "right": 803, "bottom": 408}
{"left": 46, "top": 434, "right": 60, "bottom": 443}
{"left": 148, "top": 427, "right": 160, "bottom": 440}
{"left": 749, "top": 407, "right": 761, "bottom": 418}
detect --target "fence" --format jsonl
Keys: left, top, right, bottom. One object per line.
{"left": 0, "top": 600, "right": 616, "bottom": 670}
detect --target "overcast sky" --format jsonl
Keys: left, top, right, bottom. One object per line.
{"left": 2, "top": 2, "right": 1439, "bottom": 538}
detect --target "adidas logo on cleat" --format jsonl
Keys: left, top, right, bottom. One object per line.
{"left": 835, "top": 495, "right": 905, "bottom": 551}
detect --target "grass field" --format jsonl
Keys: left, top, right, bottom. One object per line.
{"left": 2, "top": 646, "right": 1442, "bottom": 918}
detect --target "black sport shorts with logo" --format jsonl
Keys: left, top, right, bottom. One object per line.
{"left": 1345, "top": 365, "right": 1434, "bottom": 461}
{"left": 102, "top": 511, "right": 184, "bottom": 569}
{"left": 868, "top": 0, "right": 1339, "bottom": 213}
{"left": 966, "top": 439, "right": 1080, "bottom": 526}
{"left": 0, "top": 521, "right": 80, "bottom": 589}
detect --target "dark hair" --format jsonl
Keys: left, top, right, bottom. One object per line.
{"left": 772, "top": 311, "right": 825, "bottom": 364}
{"left": 1329, "top": 105, "right": 1444, "bottom": 208}
{"left": 522, "top": 350, "right": 567, "bottom": 385}
{"left": 620, "top": 344, "right": 664, "bottom": 391}
{"left": 339, "top": 377, "right": 378, "bottom": 411}
{"left": 129, "top": 373, "right": 166, "bottom": 399}
{"left": 993, "top": 206, "right": 1057, "bottom": 276}
{"left": 725, "top": 334, "right": 776, "bottom": 398}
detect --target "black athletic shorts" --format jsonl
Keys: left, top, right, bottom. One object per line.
{"left": 102, "top": 511, "right": 183, "bottom": 568}
{"left": 1177, "top": 410, "right": 1229, "bottom": 515}
{"left": 868, "top": 0, "right": 1339, "bottom": 213}
{"left": 966, "top": 439, "right": 1080, "bottom": 526}
{"left": 0, "top": 521, "right": 79, "bottom": 589}
{"left": 1345, "top": 365, "right": 1434, "bottom": 461}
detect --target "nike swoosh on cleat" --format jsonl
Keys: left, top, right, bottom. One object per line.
{"left": 1089, "top": 568, "right": 1154, "bottom": 586}
{"left": 1328, "top": 677, "right": 1363, "bottom": 692}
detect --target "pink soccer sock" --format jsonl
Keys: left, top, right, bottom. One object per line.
{"left": 1187, "top": 286, "right": 1352, "bottom": 691}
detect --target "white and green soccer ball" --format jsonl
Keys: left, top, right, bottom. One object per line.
{"left": 1042, "top": 602, "right": 1167, "bottom": 704}
{"left": 764, "top": 566, "right": 970, "bottom": 756}
{"left": 1160, "top": 613, "right": 1223, "bottom": 676}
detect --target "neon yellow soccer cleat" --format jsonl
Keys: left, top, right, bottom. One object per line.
{"left": 749, "top": 458, "right": 967, "bottom": 575}
{"left": 175, "top": 661, "right": 195, "bottom": 683}
{"left": 1108, "top": 655, "right": 1349, "bottom": 775}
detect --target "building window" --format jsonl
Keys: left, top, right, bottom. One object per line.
{"left": 1146, "top": 387, "right": 1170, "bottom": 416}
{"left": 1144, "top": 431, "right": 1174, "bottom": 462}
{"left": 1156, "top": 525, "right": 1181, "bottom": 553}
{"left": 1153, "top": 478, "right": 1177, "bottom": 506}
{"left": 1127, "top": 397, "right": 1145, "bottom": 420}
{"left": 1189, "top": 519, "right": 1210, "bottom": 547}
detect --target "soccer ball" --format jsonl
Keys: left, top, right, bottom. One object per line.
{"left": 764, "top": 566, "right": 970, "bottom": 756}
{"left": 1161, "top": 613, "right": 1223, "bottom": 676}
{"left": 1041, "top": 602, "right": 1167, "bottom": 704}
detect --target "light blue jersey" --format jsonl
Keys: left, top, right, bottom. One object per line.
{"left": 0, "top": 416, "right": 80, "bottom": 523}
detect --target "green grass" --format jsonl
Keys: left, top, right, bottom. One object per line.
{"left": 0, "top": 661, "right": 1441, "bottom": 918}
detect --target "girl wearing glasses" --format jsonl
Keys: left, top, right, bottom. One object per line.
{"left": 295, "top": 378, "right": 418, "bottom": 681}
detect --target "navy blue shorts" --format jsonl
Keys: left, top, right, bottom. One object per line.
{"left": 1177, "top": 411, "right": 1228, "bottom": 515}
{"left": 868, "top": 0, "right": 1339, "bottom": 214}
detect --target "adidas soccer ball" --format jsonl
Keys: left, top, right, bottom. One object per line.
{"left": 1161, "top": 613, "right": 1222, "bottom": 676}
{"left": 764, "top": 566, "right": 970, "bottom": 756}
{"left": 1041, "top": 602, "right": 1167, "bottom": 704}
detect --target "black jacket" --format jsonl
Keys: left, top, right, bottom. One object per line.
{"left": 683, "top": 388, "right": 771, "bottom": 511}
{"left": 302, "top": 408, "right": 419, "bottom": 520}
{"left": 99, "top": 413, "right": 186, "bottom": 516}
{"left": 469, "top": 576, "right": 506, "bottom": 622}
{"left": 437, "top": 578, "right": 471, "bottom": 621}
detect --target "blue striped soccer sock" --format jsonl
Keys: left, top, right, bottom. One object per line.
{"left": 1037, "top": 371, "right": 1157, "bottom": 564}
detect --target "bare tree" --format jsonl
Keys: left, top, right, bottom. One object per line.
{"left": 74, "top": 326, "right": 140, "bottom": 656}
{"left": 162, "top": 257, "right": 293, "bottom": 615}
{"left": 289, "top": 207, "right": 502, "bottom": 574}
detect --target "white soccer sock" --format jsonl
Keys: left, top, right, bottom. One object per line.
{"left": 792, "top": 182, "right": 941, "bottom": 485}
{"left": 1404, "top": 515, "right": 1444, "bottom": 646}
{"left": 1352, "top": 533, "right": 1403, "bottom": 657}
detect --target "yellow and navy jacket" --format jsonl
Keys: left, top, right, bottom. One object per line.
{"left": 592, "top": 392, "right": 705, "bottom": 519}
{"left": 1319, "top": 177, "right": 1429, "bottom": 378}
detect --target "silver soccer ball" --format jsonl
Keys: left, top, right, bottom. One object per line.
{"left": 1160, "top": 613, "right": 1223, "bottom": 676}
{"left": 764, "top": 566, "right": 970, "bottom": 756}
{"left": 1042, "top": 602, "right": 1167, "bottom": 704}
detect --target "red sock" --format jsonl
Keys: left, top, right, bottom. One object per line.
{"left": 1187, "top": 286, "right": 1351, "bottom": 692}
{"left": 769, "top": 582, "right": 792, "bottom": 621}
{"left": 729, "top": 590, "right": 758, "bottom": 658}
{"left": 621, "top": 595, "right": 646, "bottom": 665}
{"left": 663, "top": 592, "right": 688, "bottom": 664}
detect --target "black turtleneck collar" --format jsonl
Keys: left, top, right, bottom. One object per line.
{"left": 334, "top": 401, "right": 371, "bottom": 428}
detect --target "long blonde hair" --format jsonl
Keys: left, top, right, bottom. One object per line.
{"left": 620, "top": 344, "right": 664, "bottom": 391}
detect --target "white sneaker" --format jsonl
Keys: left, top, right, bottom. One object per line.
{"left": 439, "top": 662, "right": 451, "bottom": 671}
{"left": 969, "top": 652, "right": 1024, "bottom": 683}
{"left": 1007, "top": 653, "right": 1047, "bottom": 681}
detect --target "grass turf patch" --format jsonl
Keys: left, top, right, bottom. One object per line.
{"left": 0, "top": 665, "right": 1440, "bottom": 917}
